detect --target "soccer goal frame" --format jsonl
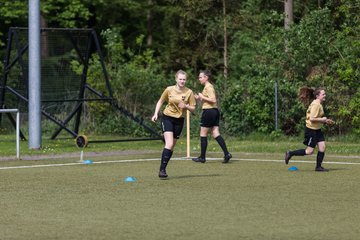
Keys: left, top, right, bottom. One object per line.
{"left": 0, "top": 27, "right": 162, "bottom": 145}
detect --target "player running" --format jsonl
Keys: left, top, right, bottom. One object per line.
{"left": 285, "top": 87, "right": 334, "bottom": 172}
{"left": 152, "top": 70, "right": 196, "bottom": 179}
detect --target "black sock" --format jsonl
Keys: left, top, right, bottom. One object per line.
{"left": 200, "top": 137, "right": 207, "bottom": 159}
{"left": 215, "top": 135, "right": 229, "bottom": 155}
{"left": 290, "top": 149, "right": 306, "bottom": 157}
{"left": 316, "top": 151, "right": 325, "bottom": 168}
{"left": 160, "top": 148, "right": 172, "bottom": 171}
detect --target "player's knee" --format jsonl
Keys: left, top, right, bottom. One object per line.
{"left": 318, "top": 145, "right": 326, "bottom": 152}
{"left": 211, "top": 129, "right": 220, "bottom": 138}
{"left": 306, "top": 149, "right": 314, "bottom": 155}
{"left": 165, "top": 141, "right": 175, "bottom": 150}
{"left": 165, "top": 145, "right": 174, "bottom": 151}
{"left": 212, "top": 133, "right": 219, "bottom": 139}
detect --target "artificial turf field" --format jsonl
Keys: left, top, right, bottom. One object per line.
{"left": 0, "top": 152, "right": 359, "bottom": 240}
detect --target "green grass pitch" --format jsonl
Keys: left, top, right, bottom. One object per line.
{"left": 0, "top": 152, "right": 359, "bottom": 240}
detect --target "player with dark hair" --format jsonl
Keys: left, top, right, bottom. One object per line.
{"left": 192, "top": 70, "right": 232, "bottom": 164}
{"left": 285, "top": 87, "right": 334, "bottom": 172}
{"left": 152, "top": 70, "right": 196, "bottom": 179}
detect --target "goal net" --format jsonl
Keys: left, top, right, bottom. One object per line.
{"left": 0, "top": 28, "right": 161, "bottom": 141}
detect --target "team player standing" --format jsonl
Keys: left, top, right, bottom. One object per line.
{"left": 192, "top": 70, "right": 232, "bottom": 164}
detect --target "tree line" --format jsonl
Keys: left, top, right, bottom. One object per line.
{"left": 0, "top": 0, "right": 359, "bottom": 137}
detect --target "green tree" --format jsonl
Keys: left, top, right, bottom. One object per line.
{"left": 1, "top": 0, "right": 359, "bottom": 136}
{"left": 41, "top": 0, "right": 99, "bottom": 28}
{"left": 0, "top": 1, "right": 27, "bottom": 47}
{"left": 328, "top": 0, "right": 360, "bottom": 134}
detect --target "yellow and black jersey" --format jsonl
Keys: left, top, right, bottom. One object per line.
{"left": 160, "top": 85, "right": 196, "bottom": 118}
{"left": 306, "top": 99, "right": 324, "bottom": 130}
{"left": 202, "top": 82, "right": 217, "bottom": 109}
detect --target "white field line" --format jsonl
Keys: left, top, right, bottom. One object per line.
{"left": 0, "top": 158, "right": 159, "bottom": 170}
{"left": 0, "top": 157, "right": 360, "bottom": 171}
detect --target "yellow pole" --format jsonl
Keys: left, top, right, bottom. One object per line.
{"left": 186, "top": 110, "right": 190, "bottom": 158}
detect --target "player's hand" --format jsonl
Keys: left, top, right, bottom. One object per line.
{"left": 151, "top": 114, "right": 158, "bottom": 122}
{"left": 326, "top": 119, "right": 335, "bottom": 125}
{"left": 178, "top": 102, "right": 187, "bottom": 109}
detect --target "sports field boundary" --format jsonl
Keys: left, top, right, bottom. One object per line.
{"left": 1, "top": 157, "right": 360, "bottom": 171}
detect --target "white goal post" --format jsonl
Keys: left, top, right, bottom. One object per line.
{"left": 0, "top": 109, "right": 20, "bottom": 159}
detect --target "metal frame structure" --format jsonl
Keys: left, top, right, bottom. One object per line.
{"left": 0, "top": 27, "right": 162, "bottom": 144}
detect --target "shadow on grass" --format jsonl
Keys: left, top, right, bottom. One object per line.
{"left": 294, "top": 167, "right": 349, "bottom": 172}
{"left": 326, "top": 167, "right": 348, "bottom": 171}
{"left": 170, "top": 174, "right": 221, "bottom": 179}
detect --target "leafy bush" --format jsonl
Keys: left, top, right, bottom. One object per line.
{"left": 222, "top": 7, "right": 359, "bottom": 136}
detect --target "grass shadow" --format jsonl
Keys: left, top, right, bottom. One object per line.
{"left": 170, "top": 174, "right": 221, "bottom": 179}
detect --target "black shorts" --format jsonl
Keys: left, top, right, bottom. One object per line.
{"left": 161, "top": 115, "right": 184, "bottom": 139}
{"left": 200, "top": 108, "right": 220, "bottom": 128}
{"left": 303, "top": 127, "right": 325, "bottom": 148}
